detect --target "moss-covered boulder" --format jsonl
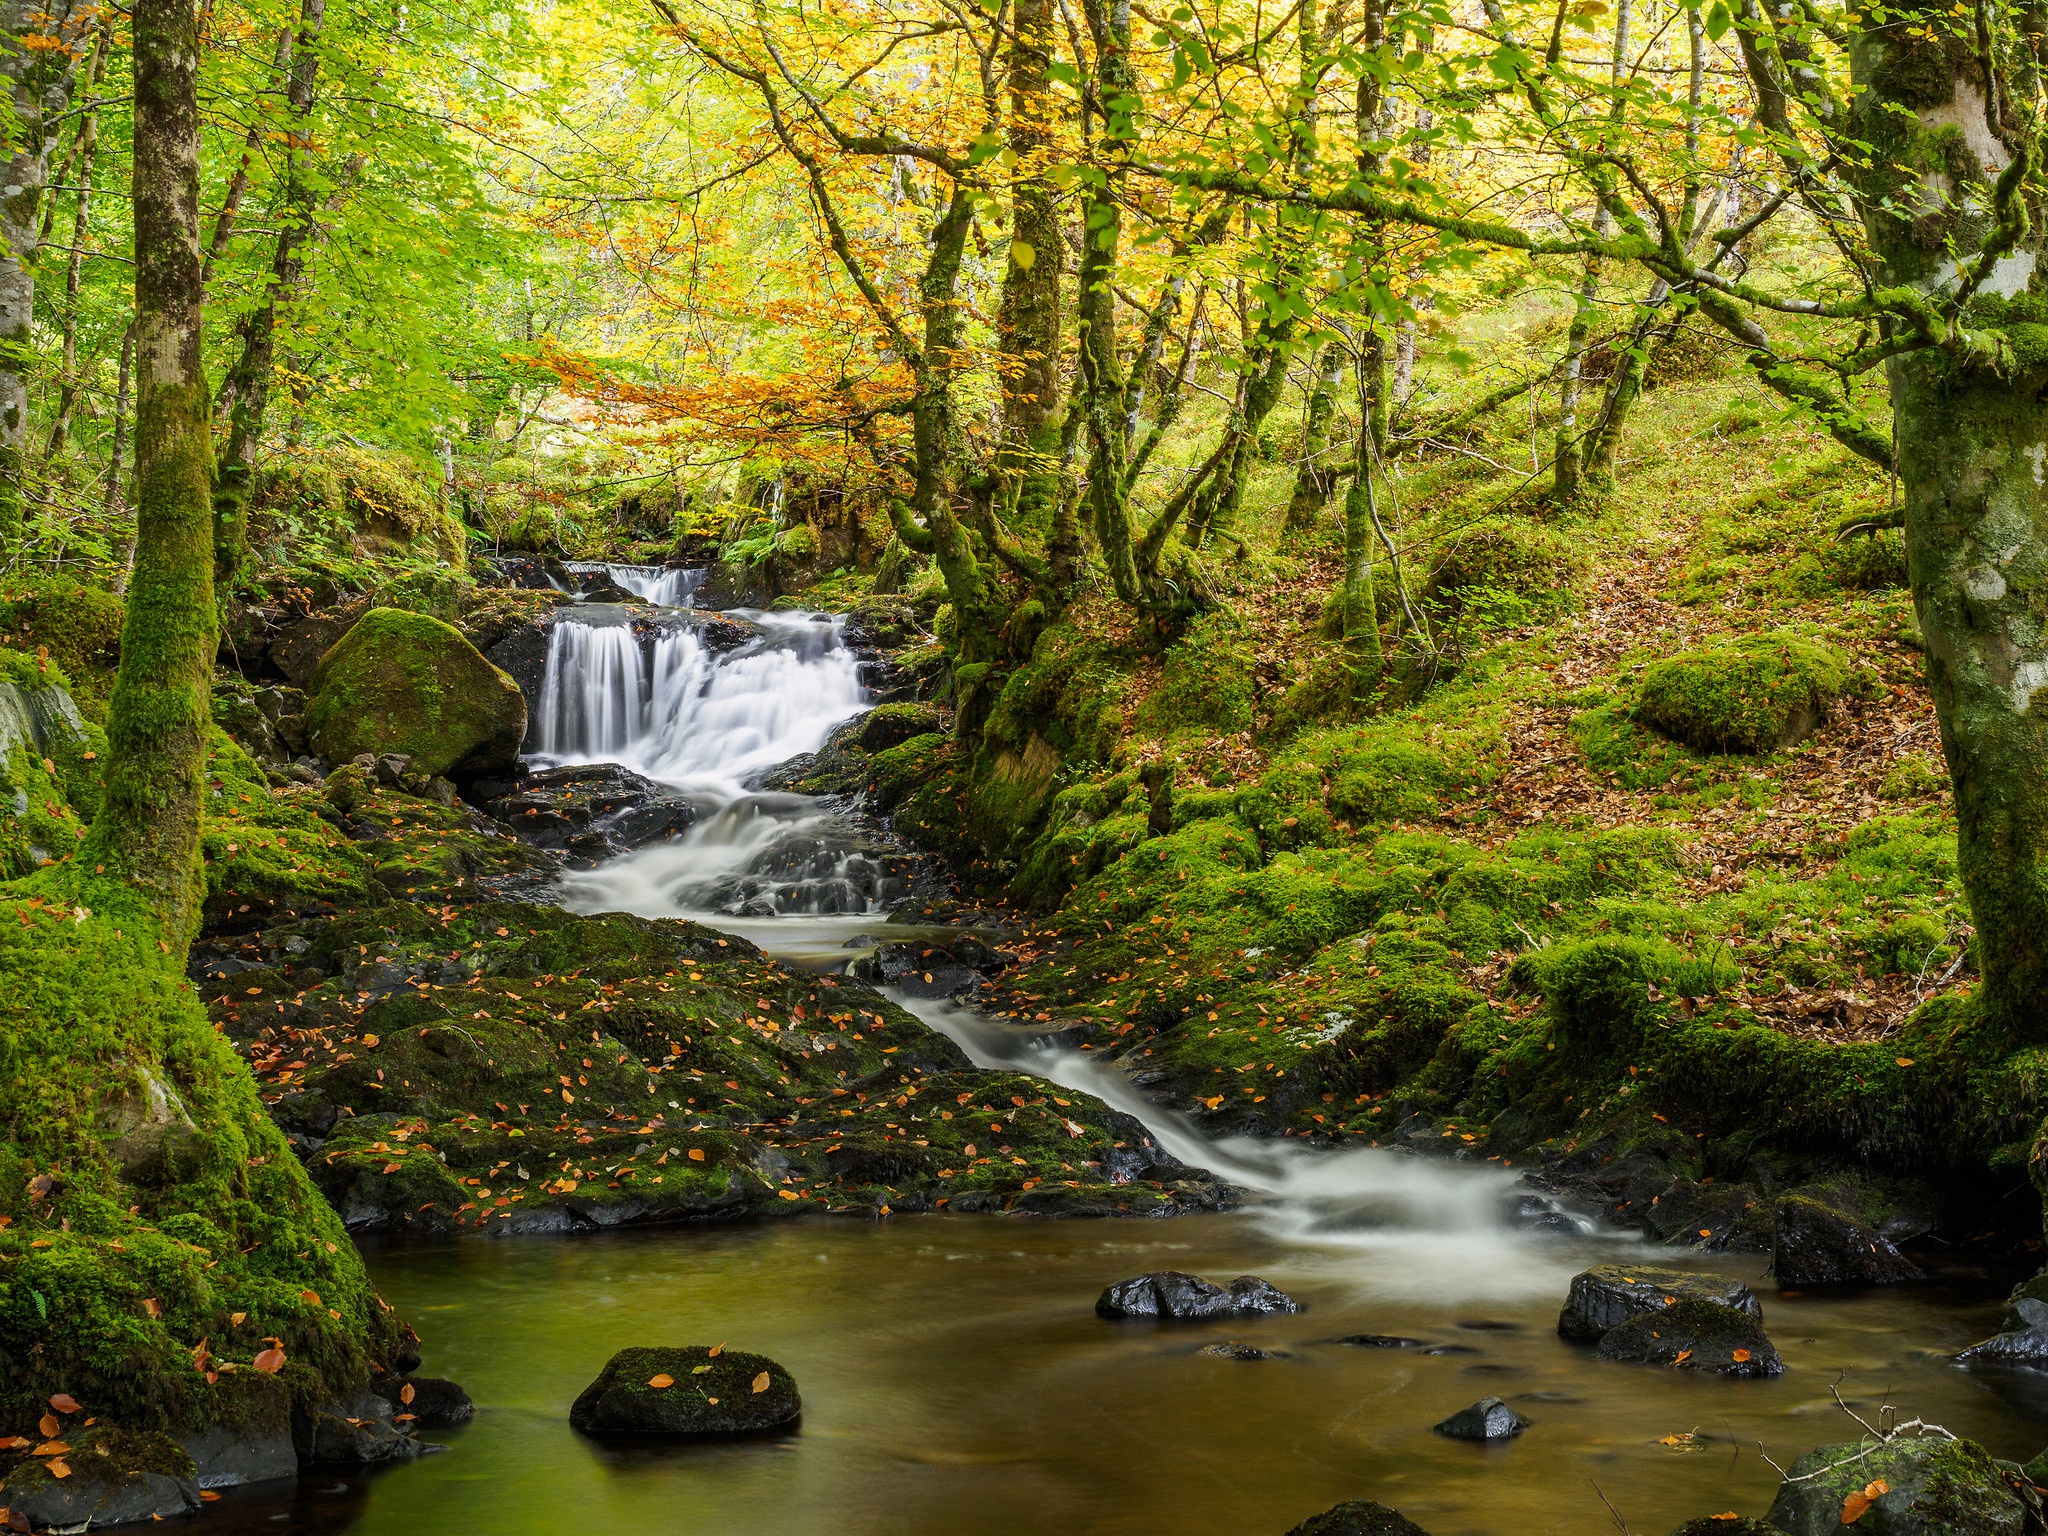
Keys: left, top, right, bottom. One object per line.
{"left": 568, "top": 1346, "right": 799, "bottom": 1436}
{"left": 305, "top": 608, "right": 526, "bottom": 779}
{"left": 1558, "top": 1264, "right": 1763, "bottom": 1341}
{"left": 1596, "top": 1296, "right": 1782, "bottom": 1376}
{"left": 1283, "top": 1500, "right": 1434, "bottom": 1535}
{"left": 0, "top": 1426, "right": 200, "bottom": 1529}
{"left": 1773, "top": 1193, "right": 1923, "bottom": 1286}
{"left": 1423, "top": 516, "right": 1585, "bottom": 617}
{"left": 1763, "top": 1434, "right": 2030, "bottom": 1535}
{"left": 1634, "top": 631, "right": 1849, "bottom": 754}
{"left": 254, "top": 446, "right": 467, "bottom": 566}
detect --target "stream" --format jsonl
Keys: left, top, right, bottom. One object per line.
{"left": 230, "top": 569, "right": 2048, "bottom": 1534}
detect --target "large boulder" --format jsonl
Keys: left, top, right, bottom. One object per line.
{"left": 1773, "top": 1194, "right": 1923, "bottom": 1286}
{"left": 1433, "top": 1397, "right": 1530, "bottom": 1441}
{"left": 1095, "top": 1271, "right": 1300, "bottom": 1320}
{"left": 1959, "top": 1276, "right": 2048, "bottom": 1367}
{"left": 1557, "top": 1265, "right": 1763, "bottom": 1341}
{"left": 305, "top": 608, "right": 527, "bottom": 779}
{"left": 1763, "top": 1435, "right": 2031, "bottom": 1535}
{"left": 569, "top": 1346, "right": 800, "bottom": 1436}
{"left": 1596, "top": 1297, "right": 1782, "bottom": 1377}
{"left": 1634, "top": 631, "right": 1849, "bottom": 755}
{"left": 1284, "top": 1501, "right": 1435, "bottom": 1535}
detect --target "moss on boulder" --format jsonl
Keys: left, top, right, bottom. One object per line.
{"left": 1423, "top": 516, "right": 1585, "bottom": 616}
{"left": 569, "top": 1346, "right": 799, "bottom": 1436}
{"left": 1634, "top": 631, "right": 1849, "bottom": 754}
{"left": 305, "top": 608, "right": 526, "bottom": 778}
{"left": 1764, "top": 1435, "right": 2030, "bottom": 1535}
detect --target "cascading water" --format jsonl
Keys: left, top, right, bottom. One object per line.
{"left": 564, "top": 561, "right": 707, "bottom": 607}
{"left": 532, "top": 578, "right": 1591, "bottom": 1266}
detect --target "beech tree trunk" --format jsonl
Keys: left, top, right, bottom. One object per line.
{"left": 997, "top": 0, "right": 1065, "bottom": 558}
{"left": 89, "top": 0, "right": 216, "bottom": 943}
{"left": 1283, "top": 342, "right": 1347, "bottom": 537}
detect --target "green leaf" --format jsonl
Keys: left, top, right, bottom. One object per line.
{"left": 1705, "top": 1, "right": 1733, "bottom": 39}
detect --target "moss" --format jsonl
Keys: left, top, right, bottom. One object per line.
{"left": 1137, "top": 614, "right": 1257, "bottom": 734}
{"left": 199, "top": 730, "right": 379, "bottom": 930}
{"left": 254, "top": 447, "right": 466, "bottom": 569}
{"left": 304, "top": 608, "right": 526, "bottom": 778}
{"left": 1765, "top": 1434, "right": 2026, "bottom": 1535}
{"left": 1634, "top": 631, "right": 1849, "bottom": 754}
{"left": 0, "top": 579, "right": 126, "bottom": 693}
{"left": 1422, "top": 516, "right": 1586, "bottom": 619}
{"left": 984, "top": 613, "right": 1135, "bottom": 770}
{"left": 1881, "top": 753, "right": 1948, "bottom": 801}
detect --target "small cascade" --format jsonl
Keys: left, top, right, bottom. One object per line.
{"left": 561, "top": 561, "right": 708, "bottom": 607}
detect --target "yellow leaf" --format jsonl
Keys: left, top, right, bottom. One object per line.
{"left": 751, "top": 1372, "right": 770, "bottom": 1394}
{"left": 648, "top": 1374, "right": 675, "bottom": 1389}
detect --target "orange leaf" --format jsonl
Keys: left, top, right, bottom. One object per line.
{"left": 32, "top": 1442, "right": 69, "bottom": 1456}
{"left": 253, "top": 1348, "right": 287, "bottom": 1374}
{"left": 1731, "top": 1349, "right": 1751, "bottom": 1362}
{"left": 200, "top": 1490, "right": 221, "bottom": 1502}
{"left": 647, "top": 1374, "right": 675, "bottom": 1389}
{"left": 0, "top": 1436, "right": 29, "bottom": 1450}
{"left": 46, "top": 1459, "right": 69, "bottom": 1479}
{"left": 1842, "top": 1493, "right": 1873, "bottom": 1524}
{"left": 141, "top": 1297, "right": 161, "bottom": 1319}
{"left": 708, "top": 1343, "right": 723, "bottom": 1357}
{"left": 751, "top": 1371, "right": 770, "bottom": 1394}
{"left": 37, "top": 1416, "right": 58, "bottom": 1439}
{"left": 300, "top": 1290, "right": 321, "bottom": 1306}
{"left": 688, "top": 1148, "right": 705, "bottom": 1162}
{"left": 399, "top": 1384, "right": 416, "bottom": 1406}
{"left": 230, "top": 1312, "right": 247, "bottom": 1326}
{"left": 47, "top": 1395, "right": 77, "bottom": 1415}
{"left": 1674, "top": 1350, "right": 1693, "bottom": 1363}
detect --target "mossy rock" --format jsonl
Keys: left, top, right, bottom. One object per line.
{"left": 1634, "top": 631, "right": 1849, "bottom": 754}
{"left": 0, "top": 1426, "right": 200, "bottom": 1528}
{"left": 254, "top": 446, "right": 466, "bottom": 566}
{"left": 1138, "top": 613, "right": 1257, "bottom": 734}
{"left": 1423, "top": 516, "right": 1586, "bottom": 616}
{"left": 1284, "top": 1500, "right": 1435, "bottom": 1535}
{"left": 1666, "top": 1521, "right": 1777, "bottom": 1536}
{"left": 568, "top": 1346, "right": 799, "bottom": 1436}
{"left": 0, "top": 578, "right": 125, "bottom": 687}
{"left": 1764, "top": 1434, "right": 2030, "bottom": 1535}
{"left": 1596, "top": 1296, "right": 1782, "bottom": 1376}
{"left": 305, "top": 608, "right": 526, "bottom": 779}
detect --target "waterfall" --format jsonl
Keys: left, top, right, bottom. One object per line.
{"left": 562, "top": 561, "right": 708, "bottom": 607}
{"left": 532, "top": 611, "right": 865, "bottom": 794}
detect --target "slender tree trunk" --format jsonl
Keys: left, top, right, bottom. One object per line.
{"left": 91, "top": 0, "right": 216, "bottom": 941}
{"left": 1341, "top": 337, "right": 1384, "bottom": 703}
{"left": 108, "top": 321, "right": 137, "bottom": 591}
{"left": 1283, "top": 341, "right": 1347, "bottom": 537}
{"left": 0, "top": 0, "right": 90, "bottom": 544}
{"left": 203, "top": 25, "right": 296, "bottom": 287}
{"left": 44, "top": 24, "right": 112, "bottom": 462}
{"left": 997, "top": 0, "right": 1064, "bottom": 547}
{"left": 212, "top": 0, "right": 326, "bottom": 586}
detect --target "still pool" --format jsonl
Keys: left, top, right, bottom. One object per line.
{"left": 206, "top": 1214, "right": 2048, "bottom": 1536}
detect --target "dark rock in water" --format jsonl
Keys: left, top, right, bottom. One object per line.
{"left": 1198, "top": 1340, "right": 1281, "bottom": 1360}
{"left": 1959, "top": 1277, "right": 2048, "bottom": 1368}
{"left": 476, "top": 553, "right": 572, "bottom": 591}
{"left": 1284, "top": 1500, "right": 1436, "bottom": 1535}
{"left": 1764, "top": 1434, "right": 2029, "bottom": 1535}
{"left": 1419, "top": 1344, "right": 1481, "bottom": 1356}
{"left": 485, "top": 763, "right": 697, "bottom": 865}
{"left": 577, "top": 581, "right": 640, "bottom": 604}
{"left": 181, "top": 1419, "right": 298, "bottom": 1490}
{"left": 1596, "top": 1297, "right": 1782, "bottom": 1377}
{"left": 1456, "top": 1320, "right": 1524, "bottom": 1332}
{"left": 1772, "top": 1193, "right": 1923, "bottom": 1286}
{"left": 373, "top": 1375, "right": 475, "bottom": 1426}
{"left": 0, "top": 1428, "right": 202, "bottom": 1527}
{"left": 1096, "top": 1271, "right": 1301, "bottom": 1320}
{"left": 570, "top": 1346, "right": 800, "bottom": 1436}
{"left": 852, "top": 933, "right": 1011, "bottom": 998}
{"left": 1332, "top": 1334, "right": 1427, "bottom": 1349}
{"left": 294, "top": 1392, "right": 426, "bottom": 1465}
{"left": 1508, "top": 1193, "right": 1581, "bottom": 1235}
{"left": 1557, "top": 1264, "right": 1763, "bottom": 1341}
{"left": 1433, "top": 1397, "right": 1530, "bottom": 1441}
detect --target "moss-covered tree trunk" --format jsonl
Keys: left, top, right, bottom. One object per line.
{"left": 1282, "top": 342, "right": 1347, "bottom": 538}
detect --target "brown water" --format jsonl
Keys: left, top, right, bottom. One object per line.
{"left": 205, "top": 1217, "right": 2047, "bottom": 1536}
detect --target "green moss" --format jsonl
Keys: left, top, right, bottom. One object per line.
{"left": 254, "top": 447, "right": 466, "bottom": 569}
{"left": 1422, "top": 516, "right": 1586, "bottom": 619}
{"left": 1881, "top": 752, "right": 1948, "bottom": 801}
{"left": 1635, "top": 631, "right": 1849, "bottom": 754}
{"left": 199, "top": 730, "right": 378, "bottom": 929}
{"left": 0, "top": 579, "right": 126, "bottom": 694}
{"left": 1137, "top": 614, "right": 1257, "bottom": 734}
{"left": 304, "top": 608, "right": 526, "bottom": 778}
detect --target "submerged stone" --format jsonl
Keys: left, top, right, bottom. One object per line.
{"left": 1332, "top": 1334, "right": 1427, "bottom": 1349}
{"left": 1433, "top": 1397, "right": 1530, "bottom": 1441}
{"left": 1763, "top": 1434, "right": 2029, "bottom": 1535}
{"left": 1095, "top": 1271, "right": 1300, "bottom": 1320}
{"left": 1284, "top": 1500, "right": 1436, "bottom": 1535}
{"left": 1596, "top": 1297, "right": 1782, "bottom": 1377}
{"left": 1197, "top": 1341, "right": 1282, "bottom": 1360}
{"left": 293, "top": 1393, "right": 425, "bottom": 1466}
{"left": 1772, "top": 1194, "right": 1923, "bottom": 1286}
{"left": 569, "top": 1346, "right": 800, "bottom": 1436}
{"left": 1557, "top": 1265, "right": 1763, "bottom": 1341}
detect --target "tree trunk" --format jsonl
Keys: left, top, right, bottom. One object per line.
{"left": 44, "top": 22, "right": 112, "bottom": 462}
{"left": 211, "top": 0, "right": 327, "bottom": 587}
{"left": 0, "top": 0, "right": 90, "bottom": 543}
{"left": 90, "top": 0, "right": 216, "bottom": 941}
{"left": 997, "top": 0, "right": 1063, "bottom": 542}
{"left": 1283, "top": 341, "right": 1347, "bottom": 537}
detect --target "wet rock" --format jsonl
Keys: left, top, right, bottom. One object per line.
{"left": 485, "top": 763, "right": 698, "bottom": 864}
{"left": 1508, "top": 1193, "right": 1581, "bottom": 1235}
{"left": 270, "top": 601, "right": 369, "bottom": 687}
{"left": 849, "top": 702, "right": 945, "bottom": 752}
{"left": 0, "top": 1428, "right": 201, "bottom": 1528}
{"left": 1284, "top": 1500, "right": 1435, "bottom": 1535}
{"left": 569, "top": 1346, "right": 800, "bottom": 1436}
{"left": 1096, "top": 1271, "right": 1300, "bottom": 1320}
{"left": 1763, "top": 1434, "right": 2030, "bottom": 1535}
{"left": 1557, "top": 1264, "right": 1763, "bottom": 1341}
{"left": 475, "top": 553, "right": 573, "bottom": 591}
{"left": 852, "top": 934, "right": 1011, "bottom": 997}
{"left": 1957, "top": 1281, "right": 2048, "bottom": 1367}
{"left": 1640, "top": 1178, "right": 1774, "bottom": 1253}
{"left": 1333, "top": 1334, "right": 1427, "bottom": 1349}
{"left": 181, "top": 1414, "right": 298, "bottom": 1490}
{"left": 306, "top": 608, "right": 527, "bottom": 780}
{"left": 1433, "top": 1397, "right": 1530, "bottom": 1441}
{"left": 372, "top": 1375, "right": 475, "bottom": 1427}
{"left": 293, "top": 1393, "right": 425, "bottom": 1466}
{"left": 1198, "top": 1341, "right": 1281, "bottom": 1360}
{"left": 1596, "top": 1297, "right": 1782, "bottom": 1377}
{"left": 1772, "top": 1194, "right": 1924, "bottom": 1286}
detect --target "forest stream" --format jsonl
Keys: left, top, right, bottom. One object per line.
{"left": 205, "top": 569, "right": 2048, "bottom": 1536}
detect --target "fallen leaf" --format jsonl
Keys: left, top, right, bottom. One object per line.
{"left": 32, "top": 1442, "right": 68, "bottom": 1456}
{"left": 1895, "top": 1057, "right": 1915, "bottom": 1067}
{"left": 688, "top": 1148, "right": 705, "bottom": 1162}
{"left": 648, "top": 1374, "right": 675, "bottom": 1389}
{"left": 46, "top": 1459, "right": 68, "bottom": 1479}
{"left": 751, "top": 1371, "right": 770, "bottom": 1394}
{"left": 141, "top": 1298, "right": 160, "bottom": 1319}
{"left": 37, "top": 1416, "right": 58, "bottom": 1439}
{"left": 708, "top": 1343, "right": 723, "bottom": 1358}
{"left": 1674, "top": 1350, "right": 1693, "bottom": 1363}
{"left": 399, "top": 1384, "right": 415, "bottom": 1406}
{"left": 47, "top": 1395, "right": 78, "bottom": 1415}
{"left": 253, "top": 1348, "right": 287, "bottom": 1374}
{"left": 1731, "top": 1349, "right": 1751, "bottom": 1363}
{"left": 230, "top": 1312, "right": 247, "bottom": 1326}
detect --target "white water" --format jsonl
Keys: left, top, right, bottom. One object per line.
{"left": 564, "top": 561, "right": 707, "bottom": 607}
{"left": 538, "top": 564, "right": 1593, "bottom": 1277}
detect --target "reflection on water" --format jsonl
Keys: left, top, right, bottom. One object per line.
{"left": 322, "top": 1219, "right": 2042, "bottom": 1536}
